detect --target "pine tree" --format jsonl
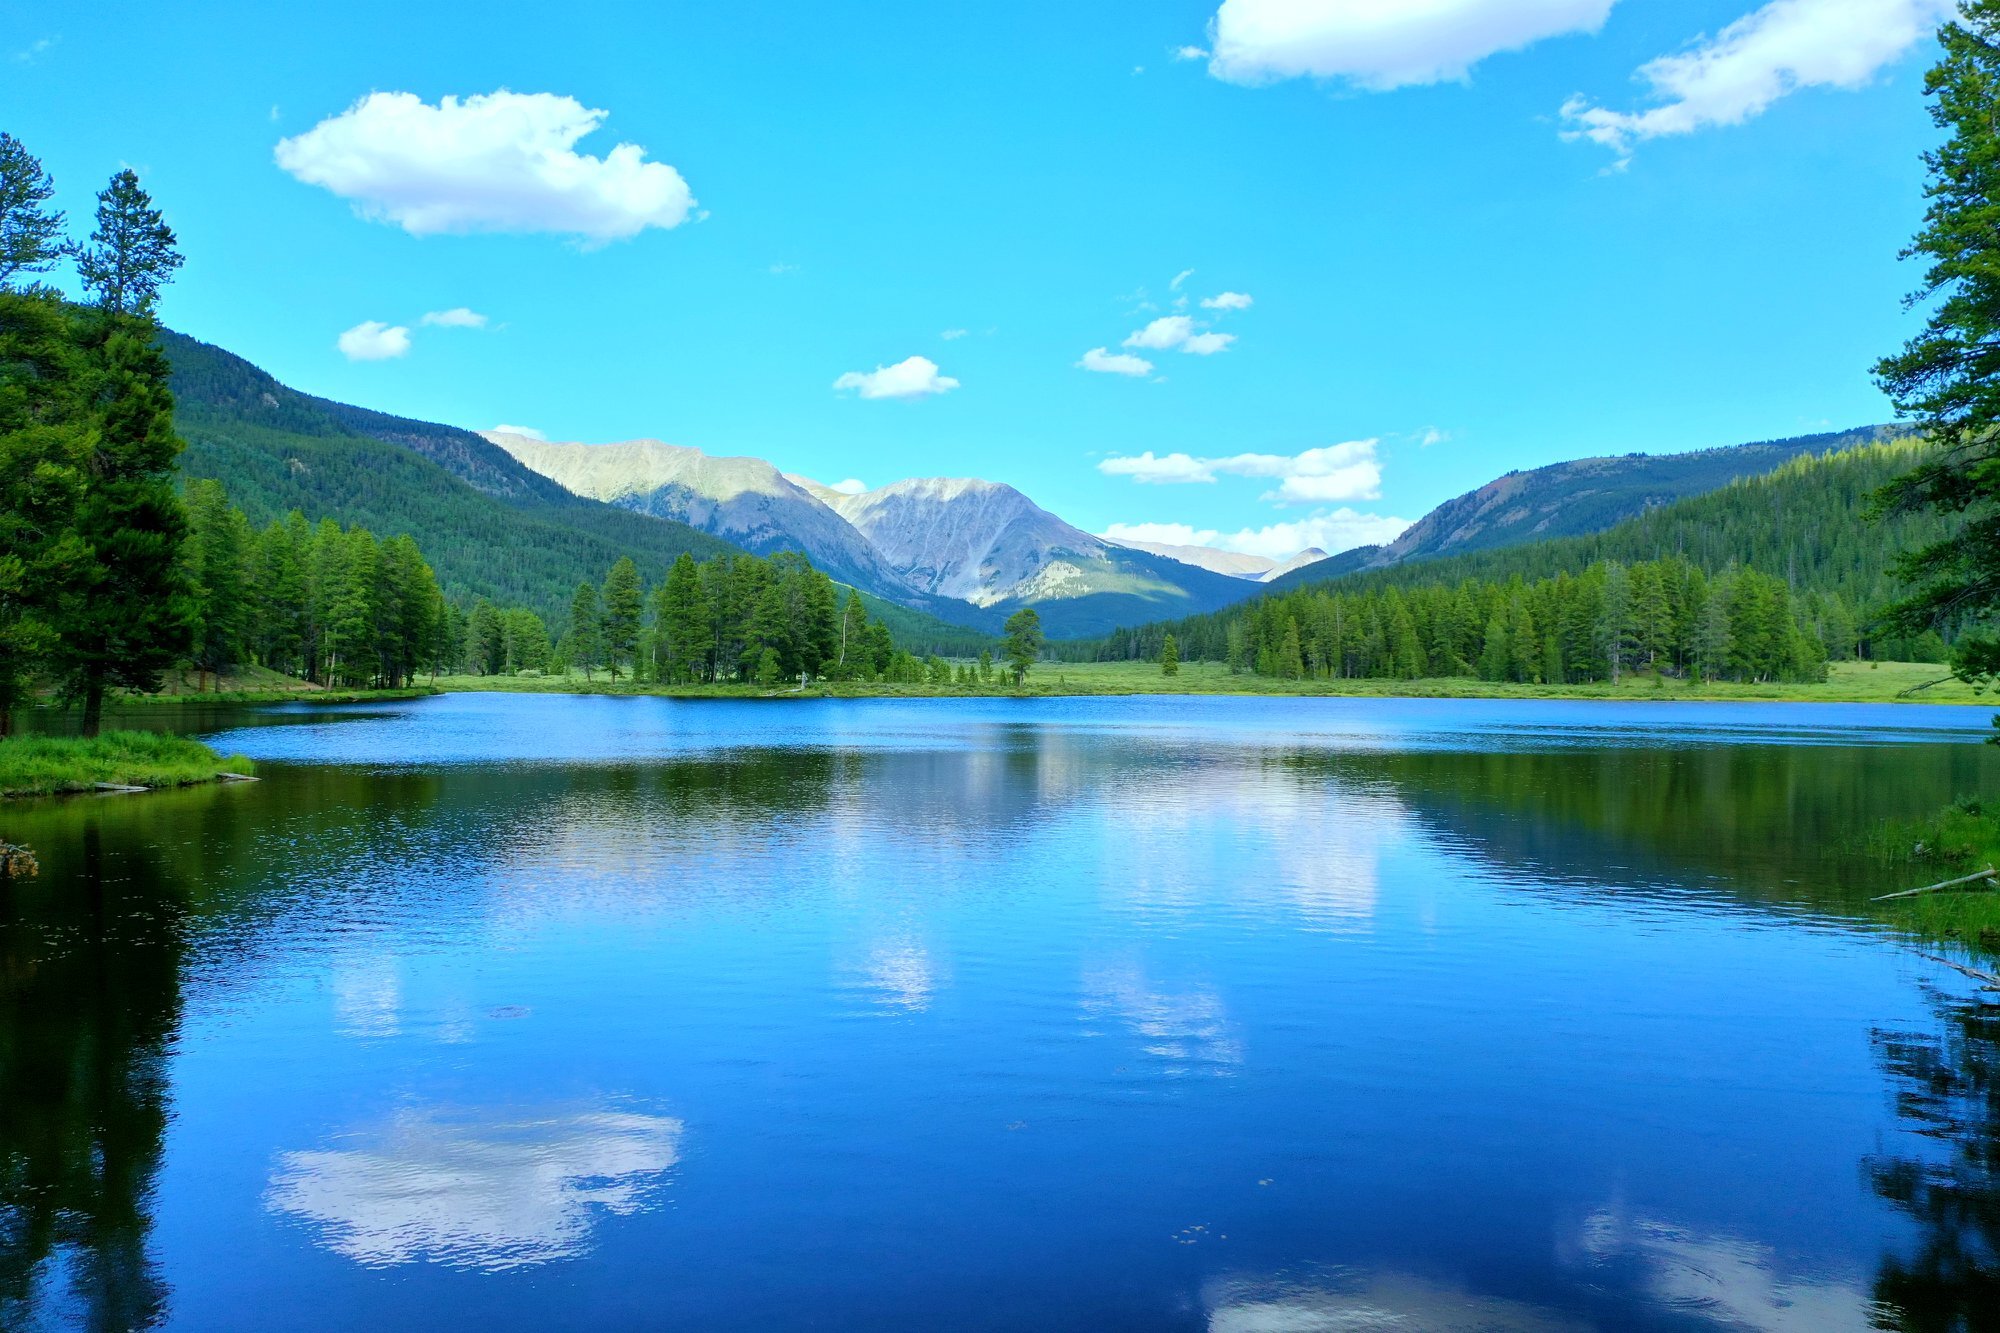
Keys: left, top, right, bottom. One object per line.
{"left": 600, "top": 556, "right": 643, "bottom": 681}
{"left": 1002, "top": 606, "right": 1044, "bottom": 683}
{"left": 1874, "top": 1, "right": 2000, "bottom": 686}
{"left": 183, "top": 479, "right": 249, "bottom": 690}
{"left": 658, "top": 552, "right": 711, "bottom": 683}
{"left": 0, "top": 133, "right": 67, "bottom": 288}
{"left": 1160, "top": 632, "right": 1179, "bottom": 676}
{"left": 569, "top": 581, "right": 602, "bottom": 681}
{"left": 1225, "top": 621, "right": 1248, "bottom": 675}
{"left": 48, "top": 171, "right": 197, "bottom": 731}
{"left": 0, "top": 286, "right": 89, "bottom": 735}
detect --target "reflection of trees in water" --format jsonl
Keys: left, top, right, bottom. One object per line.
{"left": 1868, "top": 991, "right": 2000, "bottom": 1331}
{"left": 1285, "top": 745, "right": 2000, "bottom": 904}
{"left": 0, "top": 821, "right": 182, "bottom": 1331}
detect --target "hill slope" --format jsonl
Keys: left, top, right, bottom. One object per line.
{"left": 163, "top": 333, "right": 989, "bottom": 650}
{"left": 1266, "top": 424, "right": 1897, "bottom": 593}
{"left": 1085, "top": 437, "right": 1948, "bottom": 663}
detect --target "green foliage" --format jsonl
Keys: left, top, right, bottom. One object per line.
{"left": 1084, "top": 441, "right": 1952, "bottom": 678}
{"left": 1160, "top": 632, "right": 1179, "bottom": 676}
{"left": 1872, "top": 3, "right": 2000, "bottom": 696}
{"left": 0, "top": 730, "right": 248, "bottom": 797}
{"left": 600, "top": 556, "right": 642, "bottom": 681}
{"left": 0, "top": 133, "right": 66, "bottom": 287}
{"left": 75, "top": 170, "right": 182, "bottom": 318}
{"left": 1003, "top": 606, "right": 1044, "bottom": 684}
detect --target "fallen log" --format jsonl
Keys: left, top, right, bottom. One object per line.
{"left": 1874, "top": 865, "right": 2000, "bottom": 902}
{"left": 92, "top": 782, "right": 148, "bottom": 794}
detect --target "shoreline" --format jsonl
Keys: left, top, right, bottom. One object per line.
{"left": 419, "top": 660, "right": 1992, "bottom": 707}
{"left": 0, "top": 732, "right": 255, "bottom": 799}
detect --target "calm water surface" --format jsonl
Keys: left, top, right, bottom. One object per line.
{"left": 4, "top": 693, "right": 1999, "bottom": 1330}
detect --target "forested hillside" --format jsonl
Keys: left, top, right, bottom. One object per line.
{"left": 1273, "top": 423, "right": 1896, "bottom": 585}
{"left": 1082, "top": 439, "right": 1955, "bottom": 680}
{"left": 163, "top": 332, "right": 986, "bottom": 653}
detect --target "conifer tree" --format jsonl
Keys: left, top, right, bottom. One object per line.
{"left": 1875, "top": 1, "right": 2000, "bottom": 684}
{"left": 1002, "top": 606, "right": 1044, "bottom": 684}
{"left": 1160, "top": 632, "right": 1179, "bottom": 676}
{"left": 0, "top": 133, "right": 66, "bottom": 287}
{"left": 183, "top": 479, "right": 249, "bottom": 690}
{"left": 60, "top": 172, "right": 194, "bottom": 733}
{"left": 600, "top": 556, "right": 643, "bottom": 681}
{"left": 569, "top": 581, "right": 602, "bottom": 681}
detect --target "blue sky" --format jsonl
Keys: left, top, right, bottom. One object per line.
{"left": 2, "top": 0, "right": 1948, "bottom": 559}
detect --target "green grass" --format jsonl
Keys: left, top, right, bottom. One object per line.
{"left": 0, "top": 731, "right": 253, "bottom": 797}
{"left": 432, "top": 659, "right": 1992, "bottom": 704}
{"left": 1861, "top": 796, "right": 2000, "bottom": 958}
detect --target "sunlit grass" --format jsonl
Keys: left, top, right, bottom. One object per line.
{"left": 0, "top": 731, "right": 252, "bottom": 797}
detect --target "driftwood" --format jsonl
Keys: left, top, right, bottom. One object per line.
{"left": 217, "top": 772, "right": 259, "bottom": 782}
{"left": 91, "top": 782, "right": 148, "bottom": 794}
{"left": 1873, "top": 866, "right": 2000, "bottom": 902}
{"left": 1917, "top": 952, "right": 2000, "bottom": 990}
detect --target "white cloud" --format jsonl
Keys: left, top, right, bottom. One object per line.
{"left": 832, "top": 355, "right": 959, "bottom": 400}
{"left": 1561, "top": 0, "right": 1951, "bottom": 160}
{"left": 337, "top": 320, "right": 411, "bottom": 361}
{"left": 1202, "top": 291, "right": 1254, "bottom": 310}
{"left": 829, "top": 478, "right": 869, "bottom": 495}
{"left": 266, "top": 1104, "right": 683, "bottom": 1269}
{"left": 1419, "top": 426, "right": 1450, "bottom": 447}
{"left": 940, "top": 327, "right": 968, "bottom": 340}
{"left": 1181, "top": 331, "right": 1236, "bottom": 355}
{"left": 1172, "top": 45, "right": 1210, "bottom": 61}
{"left": 1170, "top": 268, "right": 1197, "bottom": 291}
{"left": 1101, "top": 509, "right": 1409, "bottom": 561}
{"left": 1124, "top": 315, "right": 1196, "bottom": 350}
{"left": 491, "top": 423, "right": 544, "bottom": 439}
{"left": 1100, "top": 439, "right": 1382, "bottom": 502}
{"left": 421, "top": 306, "right": 488, "bottom": 328}
{"left": 767, "top": 262, "right": 799, "bottom": 275}
{"left": 1207, "top": 0, "right": 1617, "bottom": 89}
{"left": 275, "top": 91, "right": 696, "bottom": 244}
{"left": 1078, "top": 347, "right": 1156, "bottom": 377}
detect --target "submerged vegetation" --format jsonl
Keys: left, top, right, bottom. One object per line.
{"left": 0, "top": 731, "right": 250, "bottom": 797}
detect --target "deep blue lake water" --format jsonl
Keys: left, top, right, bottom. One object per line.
{"left": 4, "top": 692, "right": 1999, "bottom": 1330}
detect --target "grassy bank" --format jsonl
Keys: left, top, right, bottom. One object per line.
{"left": 0, "top": 732, "right": 253, "bottom": 797}
{"left": 1865, "top": 797, "right": 2000, "bottom": 958}
{"left": 433, "top": 659, "right": 1991, "bottom": 704}
{"left": 102, "top": 664, "right": 438, "bottom": 707}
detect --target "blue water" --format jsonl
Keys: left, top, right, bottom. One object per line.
{"left": 4, "top": 693, "right": 1997, "bottom": 1330}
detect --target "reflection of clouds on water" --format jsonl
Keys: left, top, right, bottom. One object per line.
{"left": 331, "top": 955, "right": 401, "bottom": 1038}
{"left": 1101, "top": 763, "right": 1405, "bottom": 932}
{"left": 1082, "top": 962, "right": 1240, "bottom": 1073}
{"left": 1576, "top": 1208, "right": 1880, "bottom": 1332}
{"left": 859, "top": 939, "right": 939, "bottom": 1011}
{"left": 1204, "top": 1268, "right": 1587, "bottom": 1332}
{"left": 266, "top": 1105, "right": 683, "bottom": 1271}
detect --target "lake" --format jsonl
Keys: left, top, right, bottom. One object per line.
{"left": 3, "top": 692, "right": 1998, "bottom": 1331}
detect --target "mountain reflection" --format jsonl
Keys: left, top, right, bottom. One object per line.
{"left": 265, "top": 1104, "right": 684, "bottom": 1271}
{"left": 0, "top": 821, "right": 180, "bottom": 1332}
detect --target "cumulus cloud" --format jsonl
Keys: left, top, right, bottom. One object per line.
{"left": 1181, "top": 332, "right": 1236, "bottom": 355}
{"left": 337, "top": 320, "right": 411, "bottom": 361}
{"left": 829, "top": 478, "right": 869, "bottom": 495}
{"left": 1202, "top": 291, "right": 1253, "bottom": 310}
{"left": 832, "top": 355, "right": 959, "bottom": 400}
{"left": 275, "top": 91, "right": 696, "bottom": 244}
{"left": 491, "top": 423, "right": 544, "bottom": 439}
{"left": 1100, "top": 439, "right": 1382, "bottom": 503}
{"left": 1078, "top": 347, "right": 1156, "bottom": 377}
{"left": 421, "top": 306, "right": 488, "bottom": 328}
{"left": 1561, "top": 0, "right": 1951, "bottom": 161}
{"left": 1124, "top": 315, "right": 1196, "bottom": 350}
{"left": 1100, "top": 510, "right": 1409, "bottom": 561}
{"left": 1172, "top": 45, "right": 1210, "bottom": 61}
{"left": 1207, "top": 0, "right": 1617, "bottom": 89}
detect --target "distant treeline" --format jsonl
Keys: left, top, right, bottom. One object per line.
{"left": 1074, "top": 441, "right": 1954, "bottom": 682}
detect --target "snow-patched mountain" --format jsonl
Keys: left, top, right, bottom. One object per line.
{"left": 1107, "top": 540, "right": 1333, "bottom": 584}
{"left": 483, "top": 433, "right": 912, "bottom": 598}
{"left": 796, "top": 476, "right": 1156, "bottom": 606}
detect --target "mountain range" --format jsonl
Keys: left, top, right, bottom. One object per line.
{"left": 162, "top": 326, "right": 1896, "bottom": 645}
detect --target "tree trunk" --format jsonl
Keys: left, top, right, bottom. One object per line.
{"left": 0, "top": 704, "right": 12, "bottom": 739}
{"left": 80, "top": 669, "right": 105, "bottom": 739}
